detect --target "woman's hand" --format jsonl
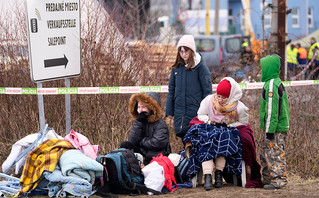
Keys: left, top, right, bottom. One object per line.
{"left": 137, "top": 112, "right": 148, "bottom": 123}
{"left": 185, "top": 141, "right": 192, "bottom": 159}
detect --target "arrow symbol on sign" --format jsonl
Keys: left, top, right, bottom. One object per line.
{"left": 44, "top": 54, "right": 68, "bottom": 68}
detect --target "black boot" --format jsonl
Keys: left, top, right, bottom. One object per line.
{"left": 214, "top": 170, "right": 223, "bottom": 188}
{"left": 203, "top": 174, "right": 213, "bottom": 190}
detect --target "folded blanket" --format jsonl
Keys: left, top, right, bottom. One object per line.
{"left": 16, "top": 139, "right": 74, "bottom": 197}
{"left": 42, "top": 165, "right": 94, "bottom": 197}
{"left": 236, "top": 124, "right": 262, "bottom": 188}
{"left": 59, "top": 149, "right": 103, "bottom": 184}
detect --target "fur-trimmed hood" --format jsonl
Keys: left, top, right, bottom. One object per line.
{"left": 128, "top": 92, "right": 162, "bottom": 123}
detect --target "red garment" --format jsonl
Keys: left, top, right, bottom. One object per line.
{"left": 188, "top": 116, "right": 204, "bottom": 128}
{"left": 217, "top": 79, "right": 231, "bottom": 98}
{"left": 150, "top": 153, "right": 178, "bottom": 192}
{"left": 236, "top": 124, "right": 263, "bottom": 188}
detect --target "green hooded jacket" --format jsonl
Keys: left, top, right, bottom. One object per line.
{"left": 260, "top": 55, "right": 289, "bottom": 133}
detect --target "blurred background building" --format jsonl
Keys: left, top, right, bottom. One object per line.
{"left": 106, "top": 0, "right": 319, "bottom": 43}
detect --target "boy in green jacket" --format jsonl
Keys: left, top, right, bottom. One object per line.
{"left": 259, "top": 54, "right": 289, "bottom": 189}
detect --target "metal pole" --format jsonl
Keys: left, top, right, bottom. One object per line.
{"left": 205, "top": 0, "right": 210, "bottom": 35}
{"left": 65, "top": 78, "right": 71, "bottom": 135}
{"left": 262, "top": 0, "right": 265, "bottom": 51}
{"left": 305, "top": 0, "right": 308, "bottom": 36}
{"left": 37, "top": 82, "right": 45, "bottom": 131}
{"left": 214, "top": 0, "right": 219, "bottom": 35}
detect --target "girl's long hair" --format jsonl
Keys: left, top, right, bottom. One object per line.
{"left": 172, "top": 46, "right": 195, "bottom": 70}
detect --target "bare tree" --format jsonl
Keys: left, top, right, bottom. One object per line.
{"left": 101, "top": 0, "right": 160, "bottom": 40}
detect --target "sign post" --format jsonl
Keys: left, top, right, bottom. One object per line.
{"left": 37, "top": 82, "right": 45, "bottom": 132}
{"left": 65, "top": 78, "right": 71, "bottom": 134}
{"left": 26, "top": 0, "right": 81, "bottom": 134}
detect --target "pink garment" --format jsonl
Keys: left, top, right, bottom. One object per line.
{"left": 64, "top": 130, "right": 99, "bottom": 160}
{"left": 208, "top": 98, "right": 225, "bottom": 124}
{"left": 208, "top": 96, "right": 239, "bottom": 125}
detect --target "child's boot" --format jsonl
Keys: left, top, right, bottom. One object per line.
{"left": 203, "top": 174, "right": 213, "bottom": 190}
{"left": 214, "top": 170, "right": 223, "bottom": 188}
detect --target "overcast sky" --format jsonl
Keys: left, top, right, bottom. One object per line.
{"left": 0, "top": 0, "right": 24, "bottom": 13}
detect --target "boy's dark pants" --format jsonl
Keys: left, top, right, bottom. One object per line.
{"left": 260, "top": 132, "right": 288, "bottom": 188}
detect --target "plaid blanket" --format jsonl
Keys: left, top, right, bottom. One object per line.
{"left": 16, "top": 139, "right": 74, "bottom": 196}
{"left": 183, "top": 123, "right": 242, "bottom": 179}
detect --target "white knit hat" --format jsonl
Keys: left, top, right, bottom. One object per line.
{"left": 177, "top": 35, "right": 196, "bottom": 53}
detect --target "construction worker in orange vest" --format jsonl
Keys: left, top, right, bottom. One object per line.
{"left": 296, "top": 43, "right": 307, "bottom": 65}
{"left": 295, "top": 43, "right": 308, "bottom": 79}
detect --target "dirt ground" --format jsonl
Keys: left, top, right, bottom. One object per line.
{"left": 120, "top": 175, "right": 319, "bottom": 198}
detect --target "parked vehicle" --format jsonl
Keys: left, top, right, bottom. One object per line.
{"left": 193, "top": 34, "right": 250, "bottom": 70}
{"left": 174, "top": 34, "right": 250, "bottom": 71}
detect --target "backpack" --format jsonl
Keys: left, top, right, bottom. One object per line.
{"left": 149, "top": 153, "right": 178, "bottom": 192}
{"left": 177, "top": 150, "right": 190, "bottom": 182}
{"left": 96, "top": 148, "right": 161, "bottom": 196}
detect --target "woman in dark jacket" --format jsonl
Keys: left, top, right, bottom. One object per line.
{"left": 121, "top": 92, "right": 171, "bottom": 165}
{"left": 166, "top": 35, "right": 212, "bottom": 139}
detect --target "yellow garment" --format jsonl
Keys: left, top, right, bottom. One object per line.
{"left": 212, "top": 95, "right": 238, "bottom": 124}
{"left": 15, "top": 139, "right": 74, "bottom": 197}
{"left": 241, "top": 42, "right": 248, "bottom": 47}
{"left": 308, "top": 42, "right": 319, "bottom": 60}
{"left": 287, "top": 46, "right": 298, "bottom": 64}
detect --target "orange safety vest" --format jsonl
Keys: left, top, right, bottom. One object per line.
{"left": 298, "top": 47, "right": 307, "bottom": 59}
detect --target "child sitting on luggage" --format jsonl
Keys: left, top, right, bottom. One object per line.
{"left": 120, "top": 92, "right": 171, "bottom": 165}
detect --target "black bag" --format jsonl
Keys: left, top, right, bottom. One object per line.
{"left": 96, "top": 148, "right": 161, "bottom": 196}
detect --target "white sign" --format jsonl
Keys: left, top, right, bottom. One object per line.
{"left": 26, "top": 0, "right": 81, "bottom": 82}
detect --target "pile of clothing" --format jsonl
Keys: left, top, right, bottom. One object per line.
{"left": 0, "top": 126, "right": 102, "bottom": 197}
